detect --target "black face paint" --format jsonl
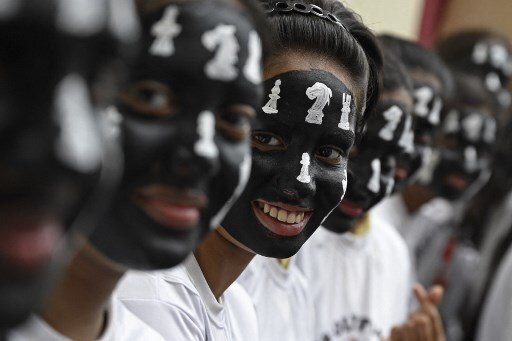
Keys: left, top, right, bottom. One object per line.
{"left": 88, "top": 1, "right": 263, "bottom": 270}
{"left": 0, "top": 0, "right": 121, "bottom": 329}
{"left": 324, "top": 100, "right": 410, "bottom": 233}
{"left": 409, "top": 82, "right": 443, "bottom": 184}
{"left": 472, "top": 40, "right": 512, "bottom": 110}
{"left": 429, "top": 106, "right": 495, "bottom": 200}
{"left": 221, "top": 70, "right": 356, "bottom": 258}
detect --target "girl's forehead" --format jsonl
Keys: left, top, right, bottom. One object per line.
{"left": 264, "top": 51, "right": 361, "bottom": 106}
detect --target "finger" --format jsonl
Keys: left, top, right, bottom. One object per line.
{"left": 403, "top": 321, "right": 416, "bottom": 341}
{"left": 413, "top": 283, "right": 429, "bottom": 307}
{"left": 413, "top": 313, "right": 433, "bottom": 341}
{"left": 390, "top": 326, "right": 404, "bottom": 341}
{"left": 419, "top": 302, "right": 445, "bottom": 340}
{"left": 428, "top": 285, "right": 444, "bottom": 306}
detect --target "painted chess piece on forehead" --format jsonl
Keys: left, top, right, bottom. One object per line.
{"left": 262, "top": 79, "right": 282, "bottom": 114}
{"left": 338, "top": 93, "right": 352, "bottom": 130}
{"left": 150, "top": 5, "right": 182, "bottom": 57}
{"left": 305, "top": 82, "right": 332, "bottom": 125}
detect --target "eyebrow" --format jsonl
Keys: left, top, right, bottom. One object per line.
{"left": 325, "top": 129, "right": 356, "bottom": 150}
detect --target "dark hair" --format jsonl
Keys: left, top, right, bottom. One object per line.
{"left": 264, "top": 0, "right": 383, "bottom": 138}
{"left": 379, "top": 34, "right": 453, "bottom": 95}
{"left": 378, "top": 40, "right": 413, "bottom": 94}
{"left": 449, "top": 72, "right": 493, "bottom": 110}
{"left": 436, "top": 30, "right": 512, "bottom": 76}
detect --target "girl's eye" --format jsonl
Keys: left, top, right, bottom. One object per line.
{"left": 120, "top": 81, "right": 174, "bottom": 117}
{"left": 251, "top": 132, "right": 286, "bottom": 151}
{"left": 316, "top": 145, "right": 345, "bottom": 165}
{"left": 216, "top": 105, "right": 254, "bottom": 142}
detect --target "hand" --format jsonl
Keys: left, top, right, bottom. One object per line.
{"left": 387, "top": 284, "right": 445, "bottom": 341}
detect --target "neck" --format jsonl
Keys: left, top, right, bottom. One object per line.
{"left": 401, "top": 184, "right": 435, "bottom": 214}
{"left": 349, "top": 213, "right": 371, "bottom": 236}
{"left": 41, "top": 243, "right": 125, "bottom": 341}
{"left": 194, "top": 228, "right": 254, "bottom": 300}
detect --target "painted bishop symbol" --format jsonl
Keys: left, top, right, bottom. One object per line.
{"left": 262, "top": 79, "right": 281, "bottom": 114}
{"left": 297, "top": 153, "right": 311, "bottom": 183}
{"left": 338, "top": 93, "right": 352, "bottom": 130}
{"left": 150, "top": 5, "right": 182, "bottom": 57}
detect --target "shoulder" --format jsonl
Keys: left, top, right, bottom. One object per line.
{"left": 368, "top": 217, "right": 410, "bottom": 264}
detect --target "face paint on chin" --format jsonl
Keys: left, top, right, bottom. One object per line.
{"left": 88, "top": 0, "right": 262, "bottom": 270}
{"left": 221, "top": 70, "right": 356, "bottom": 258}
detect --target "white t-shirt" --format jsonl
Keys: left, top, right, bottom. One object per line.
{"left": 117, "top": 254, "right": 259, "bottom": 341}
{"left": 297, "top": 217, "right": 411, "bottom": 341}
{"left": 475, "top": 244, "right": 512, "bottom": 341}
{"left": 370, "top": 194, "right": 410, "bottom": 235}
{"left": 237, "top": 255, "right": 314, "bottom": 341}
{"left": 7, "top": 296, "right": 164, "bottom": 341}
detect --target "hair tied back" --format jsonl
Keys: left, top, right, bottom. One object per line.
{"left": 261, "top": 0, "right": 348, "bottom": 31}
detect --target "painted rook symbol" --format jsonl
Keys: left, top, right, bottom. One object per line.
{"left": 150, "top": 6, "right": 182, "bottom": 57}
{"left": 338, "top": 93, "right": 352, "bottom": 130}
{"left": 262, "top": 79, "right": 281, "bottom": 114}
{"left": 297, "top": 153, "right": 311, "bottom": 183}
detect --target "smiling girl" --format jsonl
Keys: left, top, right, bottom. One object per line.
{"left": 118, "top": 0, "right": 382, "bottom": 339}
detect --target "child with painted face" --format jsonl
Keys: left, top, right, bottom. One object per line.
{"left": 409, "top": 74, "right": 496, "bottom": 341}
{"left": 0, "top": 0, "right": 127, "bottom": 334}
{"left": 17, "top": 0, "right": 266, "bottom": 340}
{"left": 437, "top": 30, "right": 512, "bottom": 119}
{"left": 117, "top": 0, "right": 382, "bottom": 339}
{"left": 298, "top": 48, "right": 444, "bottom": 341}
{"left": 372, "top": 35, "right": 453, "bottom": 233}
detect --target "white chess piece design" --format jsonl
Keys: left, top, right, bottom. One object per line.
{"left": 297, "top": 153, "right": 311, "bottom": 183}
{"left": 338, "top": 93, "right": 352, "bottom": 130}
{"left": 262, "top": 79, "right": 281, "bottom": 114}
{"left": 149, "top": 5, "right": 182, "bottom": 57}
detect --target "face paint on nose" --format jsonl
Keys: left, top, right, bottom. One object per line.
{"left": 367, "top": 158, "right": 381, "bottom": 193}
{"left": 296, "top": 153, "right": 311, "bottom": 184}
{"left": 54, "top": 73, "right": 102, "bottom": 173}
{"left": 194, "top": 111, "right": 218, "bottom": 159}
{"left": 464, "top": 146, "right": 478, "bottom": 172}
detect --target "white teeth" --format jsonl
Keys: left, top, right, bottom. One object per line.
{"left": 295, "top": 212, "right": 304, "bottom": 224}
{"left": 287, "top": 213, "right": 296, "bottom": 224}
{"left": 257, "top": 202, "right": 307, "bottom": 225}
{"left": 277, "top": 209, "right": 287, "bottom": 222}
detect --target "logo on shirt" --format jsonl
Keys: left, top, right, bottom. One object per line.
{"left": 321, "top": 314, "right": 382, "bottom": 341}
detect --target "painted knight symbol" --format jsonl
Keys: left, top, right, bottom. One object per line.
{"left": 297, "top": 153, "right": 311, "bottom": 183}
{"left": 305, "top": 82, "right": 332, "bottom": 125}
{"left": 338, "top": 93, "right": 352, "bottom": 130}
{"left": 262, "top": 79, "right": 281, "bottom": 114}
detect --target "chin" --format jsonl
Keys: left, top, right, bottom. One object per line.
{"left": 0, "top": 263, "right": 54, "bottom": 330}
{"left": 323, "top": 210, "right": 356, "bottom": 234}
{"left": 89, "top": 197, "right": 207, "bottom": 271}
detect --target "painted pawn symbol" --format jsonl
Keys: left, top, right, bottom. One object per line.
{"left": 338, "top": 93, "right": 351, "bottom": 130}
{"left": 262, "top": 79, "right": 281, "bottom": 114}
{"left": 194, "top": 111, "right": 219, "bottom": 159}
{"left": 296, "top": 153, "right": 311, "bottom": 183}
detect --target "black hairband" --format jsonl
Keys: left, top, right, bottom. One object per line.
{"left": 261, "top": 0, "right": 347, "bottom": 31}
